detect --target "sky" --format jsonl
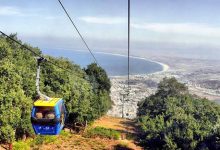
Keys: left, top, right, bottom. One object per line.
{"left": 1, "top": 0, "right": 220, "bottom": 59}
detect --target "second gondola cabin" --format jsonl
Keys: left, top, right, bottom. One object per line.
{"left": 31, "top": 98, "right": 66, "bottom": 135}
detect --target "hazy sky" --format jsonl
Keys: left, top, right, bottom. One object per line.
{"left": 1, "top": 0, "right": 220, "bottom": 58}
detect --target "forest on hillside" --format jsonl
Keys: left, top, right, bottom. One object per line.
{"left": 2, "top": 33, "right": 220, "bottom": 150}
{"left": 138, "top": 78, "right": 220, "bottom": 150}
{"left": 0, "top": 34, "right": 112, "bottom": 143}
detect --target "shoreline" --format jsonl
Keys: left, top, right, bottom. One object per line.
{"left": 93, "top": 51, "right": 170, "bottom": 74}
{"left": 45, "top": 49, "right": 170, "bottom": 74}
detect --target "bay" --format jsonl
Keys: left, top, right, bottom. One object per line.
{"left": 42, "top": 49, "right": 163, "bottom": 76}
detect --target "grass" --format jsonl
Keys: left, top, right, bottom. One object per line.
{"left": 84, "top": 126, "right": 120, "bottom": 140}
{"left": 30, "top": 135, "right": 57, "bottom": 146}
{"left": 59, "top": 130, "right": 71, "bottom": 138}
{"left": 13, "top": 140, "right": 30, "bottom": 150}
{"left": 16, "top": 135, "right": 58, "bottom": 150}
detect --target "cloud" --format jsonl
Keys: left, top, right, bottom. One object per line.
{"left": 79, "top": 16, "right": 126, "bottom": 24}
{"left": 0, "top": 6, "right": 23, "bottom": 16}
{"left": 131, "top": 23, "right": 220, "bottom": 38}
{"left": 0, "top": 6, "right": 40, "bottom": 17}
{"left": 44, "top": 16, "right": 57, "bottom": 20}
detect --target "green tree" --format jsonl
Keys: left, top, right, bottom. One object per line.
{"left": 0, "top": 59, "right": 32, "bottom": 142}
{"left": 85, "top": 63, "right": 111, "bottom": 92}
{"left": 138, "top": 77, "right": 220, "bottom": 149}
{"left": 84, "top": 63, "right": 112, "bottom": 119}
{"left": 156, "top": 77, "right": 188, "bottom": 98}
{"left": 0, "top": 34, "right": 112, "bottom": 143}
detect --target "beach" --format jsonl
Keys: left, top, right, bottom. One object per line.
{"left": 95, "top": 51, "right": 170, "bottom": 72}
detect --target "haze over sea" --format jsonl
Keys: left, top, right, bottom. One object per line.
{"left": 43, "top": 49, "right": 163, "bottom": 76}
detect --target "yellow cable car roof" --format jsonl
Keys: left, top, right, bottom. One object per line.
{"left": 34, "top": 98, "right": 62, "bottom": 107}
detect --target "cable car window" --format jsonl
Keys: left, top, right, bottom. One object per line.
{"left": 62, "top": 103, "right": 65, "bottom": 114}
{"left": 59, "top": 103, "right": 62, "bottom": 114}
{"left": 58, "top": 102, "right": 65, "bottom": 125}
{"left": 35, "top": 107, "right": 55, "bottom": 119}
{"left": 59, "top": 102, "right": 65, "bottom": 114}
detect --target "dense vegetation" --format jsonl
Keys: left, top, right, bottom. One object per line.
{"left": 0, "top": 34, "right": 112, "bottom": 143}
{"left": 138, "top": 78, "right": 220, "bottom": 149}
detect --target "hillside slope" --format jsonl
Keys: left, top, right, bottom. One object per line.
{"left": 9, "top": 116, "right": 143, "bottom": 150}
{"left": 38, "top": 116, "right": 142, "bottom": 150}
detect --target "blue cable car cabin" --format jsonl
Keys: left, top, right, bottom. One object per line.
{"left": 31, "top": 98, "right": 66, "bottom": 135}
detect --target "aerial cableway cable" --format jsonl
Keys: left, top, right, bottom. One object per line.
{"left": 0, "top": 31, "right": 41, "bottom": 57}
{"left": 119, "top": 0, "right": 131, "bottom": 118}
{"left": 0, "top": 31, "right": 74, "bottom": 75}
{"left": 127, "top": 0, "right": 130, "bottom": 93}
{"left": 58, "top": 0, "right": 99, "bottom": 66}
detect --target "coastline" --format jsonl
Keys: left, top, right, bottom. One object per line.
{"left": 154, "top": 61, "right": 169, "bottom": 72}
{"left": 93, "top": 51, "right": 170, "bottom": 74}
{"left": 44, "top": 49, "right": 170, "bottom": 75}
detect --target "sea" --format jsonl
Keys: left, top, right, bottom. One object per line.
{"left": 42, "top": 49, "right": 163, "bottom": 76}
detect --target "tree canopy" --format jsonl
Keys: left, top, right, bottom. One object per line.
{"left": 0, "top": 34, "right": 112, "bottom": 143}
{"left": 138, "top": 77, "right": 220, "bottom": 149}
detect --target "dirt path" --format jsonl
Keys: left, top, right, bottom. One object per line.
{"left": 93, "top": 116, "right": 136, "bottom": 133}
{"left": 92, "top": 116, "right": 142, "bottom": 150}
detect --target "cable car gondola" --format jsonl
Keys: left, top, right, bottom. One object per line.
{"left": 31, "top": 57, "right": 66, "bottom": 135}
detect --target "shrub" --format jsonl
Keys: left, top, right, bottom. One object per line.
{"left": 43, "top": 135, "right": 57, "bottom": 144}
{"left": 84, "top": 127, "right": 120, "bottom": 140}
{"left": 32, "top": 135, "right": 57, "bottom": 145}
{"left": 60, "top": 130, "right": 71, "bottom": 138}
{"left": 13, "top": 141, "right": 29, "bottom": 150}
{"left": 32, "top": 136, "right": 44, "bottom": 145}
